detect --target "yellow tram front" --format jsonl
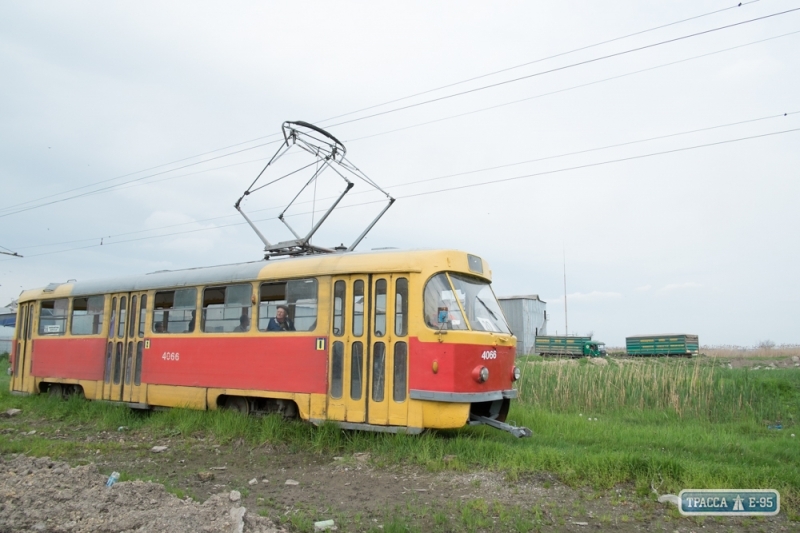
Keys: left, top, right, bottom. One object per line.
{"left": 321, "top": 250, "right": 529, "bottom": 437}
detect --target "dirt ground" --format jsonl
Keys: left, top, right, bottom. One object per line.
{"left": 1, "top": 422, "right": 796, "bottom": 532}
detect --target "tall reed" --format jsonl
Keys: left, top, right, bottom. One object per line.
{"left": 516, "top": 358, "right": 796, "bottom": 423}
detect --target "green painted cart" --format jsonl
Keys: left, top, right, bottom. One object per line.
{"left": 625, "top": 334, "right": 699, "bottom": 357}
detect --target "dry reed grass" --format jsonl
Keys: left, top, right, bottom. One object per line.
{"left": 702, "top": 346, "right": 800, "bottom": 359}
{"left": 517, "top": 357, "right": 793, "bottom": 422}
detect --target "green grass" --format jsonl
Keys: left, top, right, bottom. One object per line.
{"left": 1, "top": 355, "right": 798, "bottom": 522}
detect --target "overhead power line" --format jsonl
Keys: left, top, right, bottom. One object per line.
{"left": 7, "top": 125, "right": 799, "bottom": 260}
{"left": 5, "top": 23, "right": 796, "bottom": 220}
{"left": 11, "top": 109, "right": 798, "bottom": 253}
{"left": 344, "top": 29, "right": 800, "bottom": 143}
{"left": 0, "top": 139, "right": 283, "bottom": 219}
{"left": 324, "top": 7, "right": 800, "bottom": 129}
{"left": 317, "top": 0, "right": 764, "bottom": 124}
{"left": 0, "top": 1, "right": 771, "bottom": 218}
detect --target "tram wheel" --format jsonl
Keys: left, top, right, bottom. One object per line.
{"left": 225, "top": 396, "right": 250, "bottom": 415}
{"left": 48, "top": 383, "right": 64, "bottom": 399}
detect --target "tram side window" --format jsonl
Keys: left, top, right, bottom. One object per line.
{"left": 71, "top": 295, "right": 105, "bottom": 335}
{"left": 153, "top": 288, "right": 197, "bottom": 334}
{"left": 38, "top": 298, "right": 68, "bottom": 336}
{"left": 258, "top": 279, "right": 318, "bottom": 332}
{"left": 202, "top": 284, "right": 252, "bottom": 333}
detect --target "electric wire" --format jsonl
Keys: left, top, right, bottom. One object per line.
{"left": 324, "top": 7, "right": 800, "bottom": 129}
{"left": 316, "top": 0, "right": 764, "bottom": 124}
{"left": 12, "top": 109, "right": 797, "bottom": 252}
{"left": 5, "top": 23, "right": 796, "bottom": 220}
{"left": 0, "top": 139, "right": 284, "bottom": 219}
{"left": 0, "top": 2, "right": 777, "bottom": 217}
{"left": 344, "top": 29, "right": 800, "bottom": 143}
{"left": 7, "top": 125, "right": 799, "bottom": 260}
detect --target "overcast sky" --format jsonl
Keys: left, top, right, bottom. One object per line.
{"left": 1, "top": 1, "right": 798, "bottom": 346}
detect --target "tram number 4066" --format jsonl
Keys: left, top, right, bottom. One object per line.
{"left": 481, "top": 350, "right": 497, "bottom": 360}
{"left": 161, "top": 352, "right": 180, "bottom": 361}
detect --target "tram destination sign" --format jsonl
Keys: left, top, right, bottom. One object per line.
{"left": 679, "top": 489, "right": 780, "bottom": 516}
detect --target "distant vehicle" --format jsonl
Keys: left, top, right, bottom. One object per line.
{"left": 625, "top": 334, "right": 699, "bottom": 357}
{"left": 534, "top": 336, "right": 606, "bottom": 358}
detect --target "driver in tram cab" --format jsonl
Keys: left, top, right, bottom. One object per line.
{"left": 426, "top": 305, "right": 450, "bottom": 330}
{"left": 267, "top": 304, "right": 295, "bottom": 331}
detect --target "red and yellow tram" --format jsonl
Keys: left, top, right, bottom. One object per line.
{"left": 9, "top": 249, "right": 530, "bottom": 437}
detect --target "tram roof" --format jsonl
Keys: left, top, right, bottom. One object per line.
{"left": 19, "top": 248, "right": 491, "bottom": 301}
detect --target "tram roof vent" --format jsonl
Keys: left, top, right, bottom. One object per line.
{"left": 234, "top": 121, "right": 395, "bottom": 259}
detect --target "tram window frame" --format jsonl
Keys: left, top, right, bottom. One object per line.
{"left": 138, "top": 295, "right": 147, "bottom": 337}
{"left": 134, "top": 341, "right": 144, "bottom": 385}
{"left": 331, "top": 341, "right": 344, "bottom": 399}
{"left": 113, "top": 342, "right": 123, "bottom": 384}
{"left": 128, "top": 296, "right": 138, "bottom": 338}
{"left": 350, "top": 341, "right": 364, "bottom": 400}
{"left": 258, "top": 278, "right": 318, "bottom": 333}
{"left": 202, "top": 284, "right": 253, "bottom": 333}
{"left": 372, "top": 342, "right": 386, "bottom": 402}
{"left": 109, "top": 297, "right": 117, "bottom": 339}
{"left": 70, "top": 295, "right": 105, "bottom": 336}
{"left": 423, "top": 273, "right": 468, "bottom": 331}
{"left": 104, "top": 342, "right": 113, "bottom": 383}
{"left": 393, "top": 342, "right": 408, "bottom": 402}
{"left": 152, "top": 288, "right": 197, "bottom": 334}
{"left": 352, "top": 280, "right": 364, "bottom": 337}
{"left": 332, "top": 280, "right": 345, "bottom": 337}
{"left": 38, "top": 298, "right": 69, "bottom": 336}
{"left": 394, "top": 278, "right": 408, "bottom": 337}
{"left": 117, "top": 296, "right": 127, "bottom": 338}
{"left": 374, "top": 279, "right": 387, "bottom": 337}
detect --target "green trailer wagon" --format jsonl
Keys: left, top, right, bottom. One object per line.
{"left": 625, "top": 334, "right": 699, "bottom": 357}
{"left": 535, "top": 336, "right": 606, "bottom": 357}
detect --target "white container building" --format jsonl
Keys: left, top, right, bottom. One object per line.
{"left": 498, "top": 295, "right": 547, "bottom": 356}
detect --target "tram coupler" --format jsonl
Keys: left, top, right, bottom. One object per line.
{"left": 469, "top": 414, "right": 532, "bottom": 438}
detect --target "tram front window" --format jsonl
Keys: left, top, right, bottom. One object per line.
{"left": 423, "top": 273, "right": 467, "bottom": 330}
{"left": 423, "top": 272, "right": 510, "bottom": 333}
{"left": 448, "top": 273, "right": 510, "bottom": 333}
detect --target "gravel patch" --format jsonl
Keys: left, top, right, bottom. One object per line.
{"left": 0, "top": 454, "right": 283, "bottom": 533}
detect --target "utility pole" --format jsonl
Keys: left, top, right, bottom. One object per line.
{"left": 563, "top": 248, "right": 568, "bottom": 337}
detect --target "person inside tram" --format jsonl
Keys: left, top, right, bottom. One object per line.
{"left": 233, "top": 313, "right": 250, "bottom": 332}
{"left": 267, "top": 304, "right": 295, "bottom": 331}
{"left": 426, "top": 305, "right": 450, "bottom": 330}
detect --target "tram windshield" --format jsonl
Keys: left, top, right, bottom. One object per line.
{"left": 424, "top": 273, "right": 510, "bottom": 334}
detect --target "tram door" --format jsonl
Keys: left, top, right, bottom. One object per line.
{"left": 366, "top": 275, "right": 409, "bottom": 427}
{"left": 327, "top": 275, "right": 369, "bottom": 423}
{"left": 103, "top": 292, "right": 147, "bottom": 402}
{"left": 327, "top": 275, "right": 409, "bottom": 427}
{"left": 11, "top": 302, "right": 35, "bottom": 393}
{"left": 122, "top": 292, "right": 148, "bottom": 404}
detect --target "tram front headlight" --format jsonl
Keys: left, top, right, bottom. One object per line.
{"left": 472, "top": 365, "right": 489, "bottom": 383}
{"left": 512, "top": 366, "right": 521, "bottom": 381}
